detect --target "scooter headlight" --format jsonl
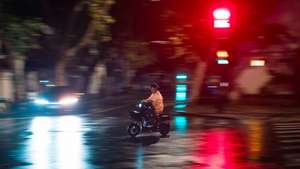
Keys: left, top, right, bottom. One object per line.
{"left": 138, "top": 103, "right": 142, "bottom": 108}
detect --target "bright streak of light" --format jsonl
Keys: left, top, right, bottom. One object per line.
{"left": 176, "top": 74, "right": 188, "bottom": 80}
{"left": 57, "top": 116, "right": 82, "bottom": 132}
{"left": 34, "top": 98, "right": 49, "bottom": 105}
{"left": 136, "top": 145, "right": 144, "bottom": 169}
{"left": 247, "top": 120, "right": 263, "bottom": 159}
{"left": 56, "top": 116, "right": 84, "bottom": 169}
{"left": 174, "top": 116, "right": 188, "bottom": 133}
{"left": 39, "top": 80, "right": 49, "bottom": 83}
{"left": 30, "top": 132, "right": 51, "bottom": 169}
{"left": 216, "top": 50, "right": 229, "bottom": 58}
{"left": 176, "top": 84, "right": 187, "bottom": 92}
{"left": 217, "top": 59, "right": 229, "bottom": 64}
{"left": 208, "top": 85, "right": 218, "bottom": 89}
{"left": 213, "top": 8, "right": 231, "bottom": 19}
{"left": 57, "top": 132, "right": 84, "bottom": 169}
{"left": 175, "top": 104, "right": 187, "bottom": 109}
{"left": 29, "top": 117, "right": 52, "bottom": 169}
{"left": 28, "top": 116, "right": 88, "bottom": 169}
{"left": 176, "top": 92, "right": 187, "bottom": 101}
{"left": 220, "top": 82, "right": 229, "bottom": 87}
{"left": 214, "top": 20, "right": 230, "bottom": 28}
{"left": 59, "top": 97, "right": 79, "bottom": 106}
{"left": 191, "top": 129, "right": 248, "bottom": 169}
{"left": 31, "top": 117, "right": 52, "bottom": 133}
{"left": 250, "top": 60, "right": 265, "bottom": 67}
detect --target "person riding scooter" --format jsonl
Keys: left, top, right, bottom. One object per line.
{"left": 143, "top": 83, "right": 164, "bottom": 125}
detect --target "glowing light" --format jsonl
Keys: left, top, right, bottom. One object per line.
{"left": 247, "top": 120, "right": 263, "bottom": 159}
{"left": 27, "top": 116, "right": 89, "bottom": 169}
{"left": 216, "top": 50, "right": 229, "bottom": 58}
{"left": 176, "top": 92, "right": 187, "bottom": 101}
{"left": 176, "top": 84, "right": 187, "bottom": 92}
{"left": 59, "top": 97, "right": 79, "bottom": 106}
{"left": 39, "top": 80, "right": 49, "bottom": 83}
{"left": 214, "top": 20, "right": 230, "bottom": 28}
{"left": 174, "top": 116, "right": 188, "bottom": 133}
{"left": 136, "top": 146, "right": 144, "bottom": 169}
{"left": 57, "top": 132, "right": 84, "bottom": 169}
{"left": 217, "top": 59, "right": 229, "bottom": 64}
{"left": 175, "top": 104, "right": 186, "bottom": 109}
{"left": 34, "top": 98, "right": 49, "bottom": 105}
{"left": 45, "top": 84, "right": 56, "bottom": 87}
{"left": 31, "top": 117, "right": 52, "bottom": 133}
{"left": 220, "top": 82, "right": 229, "bottom": 87}
{"left": 250, "top": 60, "right": 265, "bottom": 67}
{"left": 176, "top": 74, "right": 187, "bottom": 80}
{"left": 57, "top": 116, "right": 82, "bottom": 132}
{"left": 191, "top": 129, "right": 248, "bottom": 169}
{"left": 213, "top": 8, "right": 231, "bottom": 28}
{"left": 213, "top": 8, "right": 231, "bottom": 19}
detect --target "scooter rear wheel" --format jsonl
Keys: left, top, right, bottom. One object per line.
{"left": 159, "top": 123, "right": 170, "bottom": 136}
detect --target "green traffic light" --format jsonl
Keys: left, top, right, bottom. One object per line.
{"left": 176, "top": 74, "right": 187, "bottom": 80}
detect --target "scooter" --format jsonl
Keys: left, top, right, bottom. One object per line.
{"left": 127, "top": 101, "right": 170, "bottom": 137}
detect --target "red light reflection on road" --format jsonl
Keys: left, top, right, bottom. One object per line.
{"left": 190, "top": 128, "right": 251, "bottom": 169}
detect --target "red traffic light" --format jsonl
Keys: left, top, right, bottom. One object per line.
{"left": 213, "top": 8, "right": 231, "bottom": 20}
{"left": 213, "top": 8, "right": 231, "bottom": 28}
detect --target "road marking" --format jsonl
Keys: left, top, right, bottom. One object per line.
{"left": 282, "top": 146, "right": 300, "bottom": 150}
{"left": 274, "top": 122, "right": 300, "bottom": 126}
{"left": 0, "top": 104, "right": 130, "bottom": 121}
{"left": 280, "top": 139, "right": 300, "bottom": 143}
{"left": 88, "top": 104, "right": 130, "bottom": 114}
{"left": 274, "top": 130, "right": 300, "bottom": 134}
{"left": 275, "top": 126, "right": 300, "bottom": 129}
{"left": 278, "top": 134, "right": 300, "bottom": 138}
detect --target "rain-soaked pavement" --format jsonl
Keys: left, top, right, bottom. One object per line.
{"left": 0, "top": 103, "right": 298, "bottom": 169}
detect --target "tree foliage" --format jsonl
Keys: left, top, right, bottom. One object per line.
{"left": 123, "top": 41, "right": 155, "bottom": 69}
{"left": 87, "top": 0, "right": 115, "bottom": 41}
{"left": 2, "top": 17, "right": 46, "bottom": 54}
{"left": 0, "top": 1, "right": 46, "bottom": 55}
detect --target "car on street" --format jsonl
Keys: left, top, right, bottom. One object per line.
{"left": 32, "top": 86, "right": 82, "bottom": 114}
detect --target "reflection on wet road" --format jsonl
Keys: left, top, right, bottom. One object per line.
{"left": 26, "top": 116, "right": 90, "bottom": 169}
{"left": 0, "top": 108, "right": 279, "bottom": 169}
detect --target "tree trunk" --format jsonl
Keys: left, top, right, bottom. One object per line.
{"left": 54, "top": 24, "right": 95, "bottom": 86}
{"left": 50, "top": 0, "right": 87, "bottom": 86}
{"left": 190, "top": 60, "right": 207, "bottom": 102}
{"left": 0, "top": 34, "right": 26, "bottom": 101}
{"left": 12, "top": 54, "right": 26, "bottom": 101}
{"left": 123, "top": 60, "right": 132, "bottom": 88}
{"left": 87, "top": 63, "right": 107, "bottom": 94}
{"left": 55, "top": 62, "right": 67, "bottom": 86}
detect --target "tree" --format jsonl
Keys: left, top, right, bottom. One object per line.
{"left": 122, "top": 40, "right": 156, "bottom": 86}
{"left": 160, "top": 3, "right": 212, "bottom": 101}
{"left": 43, "top": 0, "right": 115, "bottom": 86}
{"left": 0, "top": 1, "right": 46, "bottom": 100}
{"left": 160, "top": 0, "right": 300, "bottom": 101}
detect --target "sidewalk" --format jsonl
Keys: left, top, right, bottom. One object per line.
{"left": 173, "top": 103, "right": 300, "bottom": 119}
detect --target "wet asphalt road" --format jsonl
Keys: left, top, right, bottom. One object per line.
{"left": 0, "top": 103, "right": 299, "bottom": 169}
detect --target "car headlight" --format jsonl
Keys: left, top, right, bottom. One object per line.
{"left": 34, "top": 98, "right": 49, "bottom": 105}
{"left": 59, "top": 97, "right": 79, "bottom": 106}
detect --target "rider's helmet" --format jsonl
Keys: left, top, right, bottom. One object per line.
{"left": 150, "top": 82, "right": 160, "bottom": 90}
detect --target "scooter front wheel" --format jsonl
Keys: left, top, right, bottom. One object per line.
{"left": 127, "top": 123, "right": 141, "bottom": 137}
